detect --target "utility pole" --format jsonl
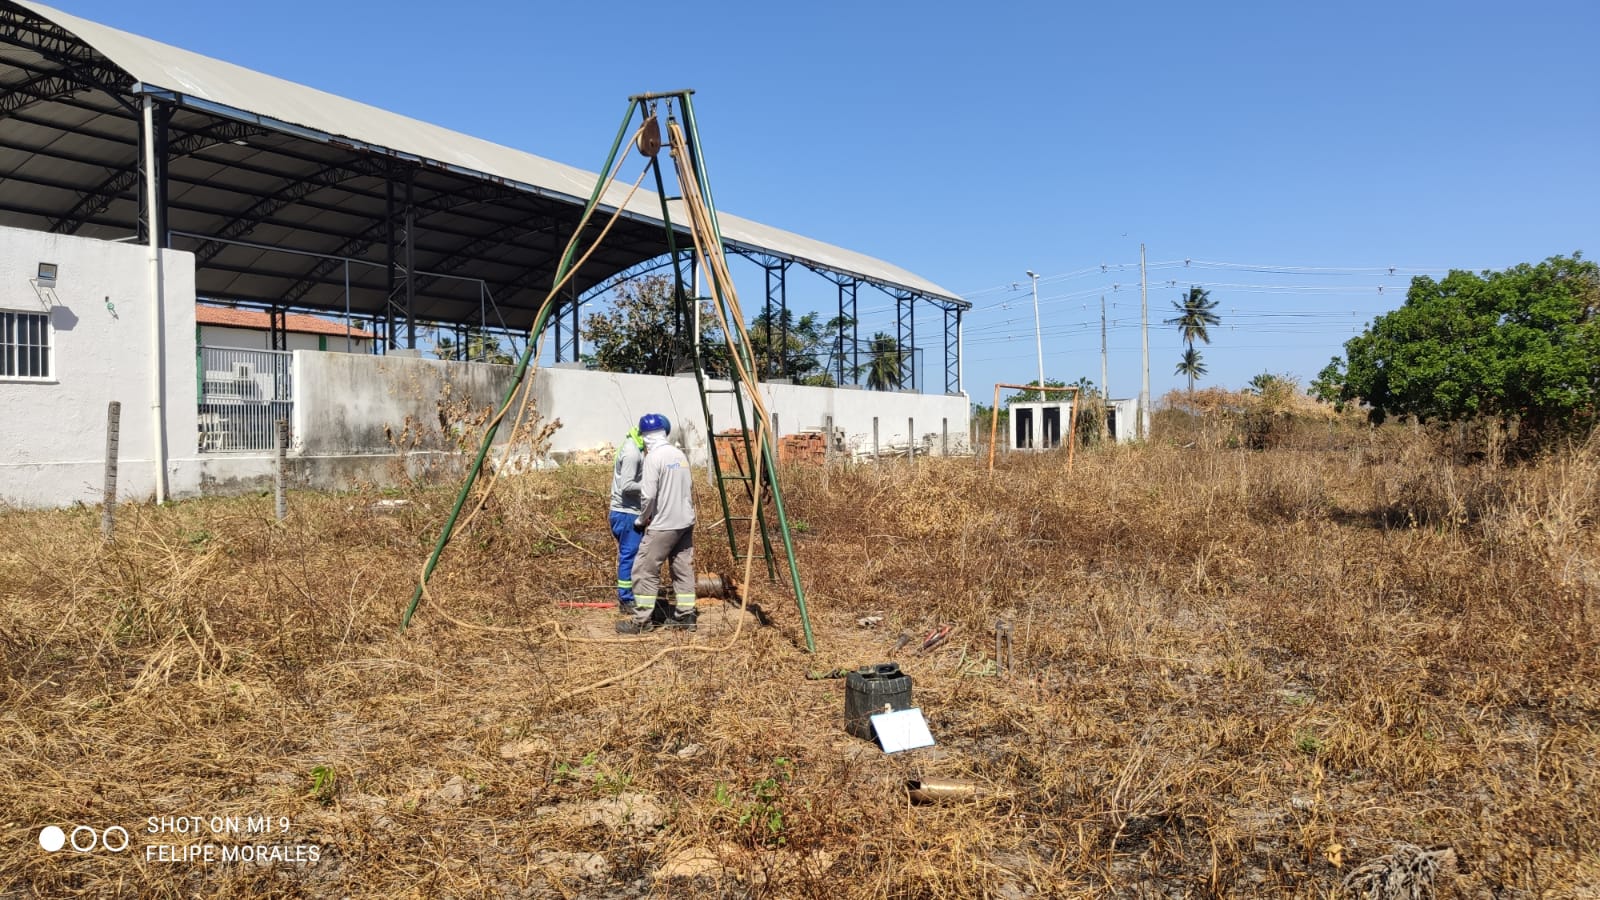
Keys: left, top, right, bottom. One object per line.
{"left": 1100, "top": 295, "right": 1109, "bottom": 399}
{"left": 1139, "top": 243, "right": 1150, "bottom": 440}
{"left": 1101, "top": 295, "right": 1111, "bottom": 443}
{"left": 1026, "top": 270, "right": 1045, "bottom": 395}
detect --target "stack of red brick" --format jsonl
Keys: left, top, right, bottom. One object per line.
{"left": 712, "top": 429, "right": 752, "bottom": 472}
{"left": 778, "top": 432, "right": 827, "bottom": 465}
{"left": 712, "top": 429, "right": 829, "bottom": 467}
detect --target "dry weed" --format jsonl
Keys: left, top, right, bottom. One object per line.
{"left": 1, "top": 432, "right": 1596, "bottom": 897}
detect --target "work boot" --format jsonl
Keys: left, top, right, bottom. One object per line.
{"left": 661, "top": 611, "right": 697, "bottom": 632}
{"left": 615, "top": 615, "right": 655, "bottom": 635}
{"left": 618, "top": 601, "right": 636, "bottom": 616}
{"left": 649, "top": 603, "right": 669, "bottom": 626}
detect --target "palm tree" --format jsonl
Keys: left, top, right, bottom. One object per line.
{"left": 1165, "top": 286, "right": 1220, "bottom": 394}
{"left": 855, "top": 332, "right": 903, "bottom": 391}
{"left": 1175, "top": 346, "right": 1207, "bottom": 389}
{"left": 1166, "top": 286, "right": 1220, "bottom": 347}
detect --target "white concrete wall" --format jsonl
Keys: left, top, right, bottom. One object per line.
{"left": 292, "top": 355, "right": 970, "bottom": 468}
{"left": 533, "top": 367, "right": 971, "bottom": 463}
{"left": 0, "top": 225, "right": 199, "bottom": 508}
{"left": 294, "top": 350, "right": 514, "bottom": 457}
{"left": 201, "top": 323, "right": 371, "bottom": 354}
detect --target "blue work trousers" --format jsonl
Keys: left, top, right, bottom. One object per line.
{"left": 609, "top": 510, "right": 644, "bottom": 603}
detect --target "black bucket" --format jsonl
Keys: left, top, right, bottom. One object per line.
{"left": 844, "top": 663, "right": 913, "bottom": 741}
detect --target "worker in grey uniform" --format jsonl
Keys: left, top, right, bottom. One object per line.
{"left": 607, "top": 423, "right": 645, "bottom": 613}
{"left": 617, "top": 413, "right": 698, "bottom": 633}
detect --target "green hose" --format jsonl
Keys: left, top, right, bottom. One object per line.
{"left": 401, "top": 100, "right": 640, "bottom": 631}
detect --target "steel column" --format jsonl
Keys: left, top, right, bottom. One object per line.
{"left": 944, "top": 306, "right": 961, "bottom": 394}
{"left": 404, "top": 168, "right": 416, "bottom": 350}
{"left": 569, "top": 281, "right": 580, "bottom": 362}
{"left": 762, "top": 259, "right": 790, "bottom": 378}
{"left": 278, "top": 307, "right": 285, "bottom": 351}
{"left": 383, "top": 174, "right": 395, "bottom": 350}
{"left": 896, "top": 293, "right": 916, "bottom": 391}
{"left": 553, "top": 292, "right": 564, "bottom": 362}
{"left": 835, "top": 278, "right": 857, "bottom": 385}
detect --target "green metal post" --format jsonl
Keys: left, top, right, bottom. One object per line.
{"left": 402, "top": 99, "right": 640, "bottom": 630}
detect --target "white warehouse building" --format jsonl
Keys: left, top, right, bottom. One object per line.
{"left": 0, "top": 4, "right": 972, "bottom": 509}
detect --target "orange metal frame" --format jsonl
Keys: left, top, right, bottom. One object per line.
{"left": 986, "top": 383, "right": 1081, "bottom": 474}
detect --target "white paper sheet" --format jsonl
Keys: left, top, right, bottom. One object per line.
{"left": 870, "top": 707, "right": 936, "bottom": 753}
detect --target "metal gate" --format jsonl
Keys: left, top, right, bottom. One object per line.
{"left": 197, "top": 347, "right": 294, "bottom": 452}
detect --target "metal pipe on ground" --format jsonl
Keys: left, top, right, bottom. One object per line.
{"left": 906, "top": 778, "right": 984, "bottom": 804}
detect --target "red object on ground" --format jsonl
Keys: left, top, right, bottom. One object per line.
{"left": 918, "top": 624, "right": 954, "bottom": 653}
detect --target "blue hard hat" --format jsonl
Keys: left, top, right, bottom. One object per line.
{"left": 638, "top": 413, "right": 671, "bottom": 435}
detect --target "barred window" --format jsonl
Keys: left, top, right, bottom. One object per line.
{"left": 1, "top": 310, "right": 51, "bottom": 379}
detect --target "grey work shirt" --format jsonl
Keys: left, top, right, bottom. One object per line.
{"left": 639, "top": 442, "right": 695, "bottom": 532}
{"left": 609, "top": 436, "right": 643, "bottom": 514}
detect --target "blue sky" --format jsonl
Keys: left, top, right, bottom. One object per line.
{"left": 50, "top": 0, "right": 1600, "bottom": 400}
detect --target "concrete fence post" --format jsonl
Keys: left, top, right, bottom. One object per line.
{"left": 942, "top": 417, "right": 948, "bottom": 457}
{"left": 274, "top": 419, "right": 289, "bottom": 521}
{"left": 872, "top": 417, "right": 880, "bottom": 465}
{"left": 102, "top": 401, "right": 120, "bottom": 543}
{"left": 907, "top": 417, "right": 915, "bottom": 462}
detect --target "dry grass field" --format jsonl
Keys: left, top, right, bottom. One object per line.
{"left": 2, "top": 430, "right": 1597, "bottom": 898}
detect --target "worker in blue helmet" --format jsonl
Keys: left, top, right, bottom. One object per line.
{"left": 618, "top": 412, "right": 699, "bottom": 633}
{"left": 607, "top": 419, "right": 647, "bottom": 613}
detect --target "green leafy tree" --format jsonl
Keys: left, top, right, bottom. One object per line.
{"left": 1247, "top": 372, "right": 1287, "bottom": 395}
{"left": 748, "top": 308, "right": 839, "bottom": 386}
{"left": 1166, "top": 286, "right": 1220, "bottom": 393}
{"left": 855, "top": 332, "right": 904, "bottom": 391}
{"left": 434, "top": 329, "right": 513, "bottom": 364}
{"left": 582, "top": 275, "right": 726, "bottom": 376}
{"left": 1313, "top": 255, "right": 1599, "bottom": 443}
{"left": 1004, "top": 378, "right": 1067, "bottom": 404}
{"left": 1068, "top": 377, "right": 1107, "bottom": 445}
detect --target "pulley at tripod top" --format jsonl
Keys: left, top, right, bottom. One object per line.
{"left": 637, "top": 114, "right": 662, "bottom": 157}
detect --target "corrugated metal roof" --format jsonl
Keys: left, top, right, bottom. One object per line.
{"left": 196, "top": 305, "right": 376, "bottom": 338}
{"left": 18, "top": 1, "right": 963, "bottom": 306}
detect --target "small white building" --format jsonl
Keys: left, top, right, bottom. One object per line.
{"left": 1105, "top": 397, "right": 1140, "bottom": 443}
{"left": 1006, "top": 397, "right": 1143, "bottom": 449}
{"left": 1008, "top": 401, "right": 1070, "bottom": 450}
{"left": 197, "top": 305, "right": 374, "bottom": 353}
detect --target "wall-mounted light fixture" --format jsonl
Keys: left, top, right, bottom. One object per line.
{"left": 37, "top": 262, "right": 58, "bottom": 285}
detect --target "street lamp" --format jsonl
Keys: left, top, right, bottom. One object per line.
{"left": 1026, "top": 270, "right": 1044, "bottom": 396}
